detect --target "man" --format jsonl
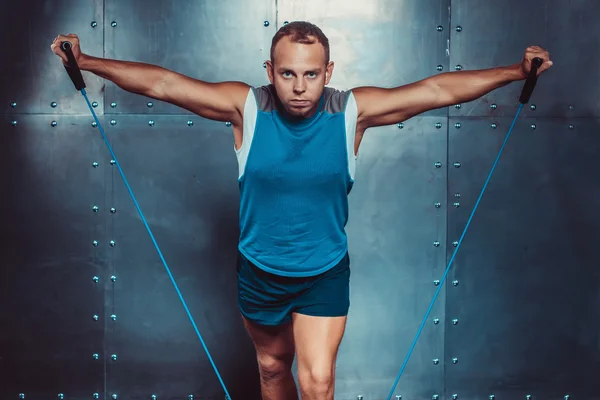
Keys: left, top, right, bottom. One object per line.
{"left": 51, "top": 20, "right": 551, "bottom": 400}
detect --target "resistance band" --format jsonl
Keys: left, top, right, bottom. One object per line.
{"left": 59, "top": 42, "right": 232, "bottom": 400}
{"left": 386, "top": 56, "right": 544, "bottom": 400}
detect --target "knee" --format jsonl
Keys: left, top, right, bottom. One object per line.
{"left": 257, "top": 353, "right": 293, "bottom": 381}
{"left": 298, "top": 364, "right": 334, "bottom": 395}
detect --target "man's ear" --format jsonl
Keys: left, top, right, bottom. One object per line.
{"left": 325, "top": 61, "right": 334, "bottom": 85}
{"left": 266, "top": 60, "right": 274, "bottom": 84}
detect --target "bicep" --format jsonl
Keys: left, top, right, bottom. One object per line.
{"left": 152, "top": 72, "right": 250, "bottom": 126}
{"left": 354, "top": 79, "right": 447, "bottom": 129}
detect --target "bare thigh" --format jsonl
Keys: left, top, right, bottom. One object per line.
{"left": 242, "top": 315, "right": 296, "bottom": 369}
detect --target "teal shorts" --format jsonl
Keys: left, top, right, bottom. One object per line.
{"left": 237, "top": 251, "right": 351, "bottom": 326}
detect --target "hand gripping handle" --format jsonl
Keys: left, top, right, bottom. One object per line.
{"left": 519, "top": 57, "right": 543, "bottom": 104}
{"left": 60, "top": 41, "right": 86, "bottom": 91}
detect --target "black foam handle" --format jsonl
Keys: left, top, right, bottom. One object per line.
{"left": 60, "top": 41, "right": 86, "bottom": 91}
{"left": 518, "top": 57, "right": 543, "bottom": 104}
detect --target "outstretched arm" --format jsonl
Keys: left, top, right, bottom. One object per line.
{"left": 354, "top": 46, "right": 552, "bottom": 130}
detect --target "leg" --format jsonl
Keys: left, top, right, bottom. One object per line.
{"left": 293, "top": 313, "right": 347, "bottom": 400}
{"left": 242, "top": 315, "right": 299, "bottom": 400}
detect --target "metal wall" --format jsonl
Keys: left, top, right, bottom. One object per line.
{"left": 1, "top": 1, "right": 598, "bottom": 400}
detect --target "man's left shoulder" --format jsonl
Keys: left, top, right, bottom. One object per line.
{"left": 323, "top": 86, "right": 355, "bottom": 114}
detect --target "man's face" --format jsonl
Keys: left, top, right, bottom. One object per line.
{"left": 267, "top": 35, "right": 334, "bottom": 118}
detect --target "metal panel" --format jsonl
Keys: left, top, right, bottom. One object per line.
{"left": 449, "top": 0, "right": 600, "bottom": 118}
{"left": 336, "top": 117, "right": 448, "bottom": 399}
{"left": 446, "top": 117, "right": 600, "bottom": 399}
{"left": 0, "top": 114, "right": 106, "bottom": 399}
{"left": 104, "top": 0, "right": 276, "bottom": 114}
{"left": 100, "top": 115, "right": 260, "bottom": 399}
{"left": 0, "top": 0, "right": 105, "bottom": 115}
{"left": 274, "top": 0, "right": 451, "bottom": 117}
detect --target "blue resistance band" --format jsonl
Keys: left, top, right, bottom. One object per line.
{"left": 386, "top": 57, "right": 544, "bottom": 400}
{"left": 59, "top": 42, "right": 232, "bottom": 400}
{"left": 60, "top": 41, "right": 543, "bottom": 400}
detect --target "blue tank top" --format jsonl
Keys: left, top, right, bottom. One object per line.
{"left": 235, "top": 84, "right": 358, "bottom": 277}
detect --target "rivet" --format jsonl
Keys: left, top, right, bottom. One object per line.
{"left": 51, "top": 102, "right": 57, "bottom": 108}
{"left": 435, "top": 122, "right": 442, "bottom": 129}
{"left": 92, "top": 102, "right": 98, "bottom": 108}
{"left": 58, "top": 394, "right": 64, "bottom": 399}
{"left": 12, "top": 120, "right": 18, "bottom": 126}
{"left": 111, "top": 314, "right": 117, "bottom": 321}
{"left": 149, "top": 120, "right": 155, "bottom": 126}
{"left": 93, "top": 353, "right": 99, "bottom": 360}
{"left": 452, "top": 241, "right": 458, "bottom": 247}
{"left": 93, "top": 162, "right": 99, "bottom": 167}
{"left": 455, "top": 26, "right": 462, "bottom": 32}
{"left": 530, "top": 104, "right": 536, "bottom": 111}
{"left": 452, "top": 357, "right": 458, "bottom": 364}
{"left": 564, "top": 395, "right": 570, "bottom": 400}
{"left": 568, "top": 105, "right": 574, "bottom": 111}
{"left": 188, "top": 396, "right": 195, "bottom": 400}
{"left": 92, "top": 121, "right": 97, "bottom": 127}
{"left": 93, "top": 394, "right": 99, "bottom": 399}
{"left": 264, "top": 21, "right": 270, "bottom": 27}
{"left": 111, "top": 102, "right": 117, "bottom": 108}
{"left": 226, "top": 121, "right": 232, "bottom": 127}
{"left": 490, "top": 104, "right": 497, "bottom": 110}
{"left": 455, "top": 65, "right": 462, "bottom": 71}
{"left": 433, "top": 241, "right": 440, "bottom": 247}
{"left": 455, "top": 122, "right": 461, "bottom": 128}
{"left": 396, "top": 396, "right": 402, "bottom": 400}
{"left": 263, "top": 62, "right": 267, "bottom": 68}
{"left": 357, "top": 396, "right": 363, "bottom": 400}
{"left": 433, "top": 318, "right": 440, "bottom": 324}
{"left": 93, "top": 314, "right": 99, "bottom": 321}
{"left": 92, "top": 240, "right": 99, "bottom": 247}
{"left": 111, "top": 120, "right": 117, "bottom": 126}
{"left": 437, "top": 65, "right": 443, "bottom": 71}
{"left": 110, "top": 160, "right": 116, "bottom": 165}
{"left": 432, "top": 395, "right": 439, "bottom": 400}
{"left": 453, "top": 280, "right": 459, "bottom": 286}
{"left": 568, "top": 124, "right": 574, "bottom": 130}
{"left": 434, "top": 162, "right": 442, "bottom": 168}
{"left": 111, "top": 275, "right": 117, "bottom": 282}
{"left": 433, "top": 358, "right": 439, "bottom": 364}
{"left": 437, "top": 26, "right": 443, "bottom": 31}
{"left": 530, "top": 124, "right": 536, "bottom": 130}
{"left": 452, "top": 395, "right": 458, "bottom": 400}
{"left": 526, "top": 396, "right": 532, "bottom": 400}
{"left": 283, "top": 21, "right": 289, "bottom": 25}
{"left": 109, "top": 240, "right": 116, "bottom": 247}
{"left": 452, "top": 318, "right": 459, "bottom": 325}
{"left": 453, "top": 162, "right": 461, "bottom": 168}
{"left": 19, "top": 394, "right": 25, "bottom": 399}
{"left": 51, "top": 121, "right": 57, "bottom": 127}
{"left": 152, "top": 396, "right": 157, "bottom": 400}
{"left": 397, "top": 122, "right": 404, "bottom": 129}
{"left": 455, "top": 193, "right": 461, "bottom": 198}
{"left": 111, "top": 21, "right": 117, "bottom": 27}
{"left": 489, "top": 396, "right": 495, "bottom": 400}
{"left": 91, "top": 21, "right": 98, "bottom": 28}
{"left": 110, "top": 208, "right": 116, "bottom": 213}
{"left": 187, "top": 120, "right": 194, "bottom": 126}
{"left": 111, "top": 394, "right": 118, "bottom": 400}
{"left": 453, "top": 202, "right": 460, "bottom": 208}
{"left": 455, "top": 104, "right": 461, "bottom": 109}
{"left": 11, "top": 102, "right": 17, "bottom": 107}
{"left": 111, "top": 354, "right": 117, "bottom": 361}
{"left": 491, "top": 123, "right": 497, "bottom": 129}
{"left": 93, "top": 276, "right": 99, "bottom": 283}
{"left": 147, "top": 102, "right": 153, "bottom": 108}
{"left": 92, "top": 205, "right": 99, "bottom": 212}
{"left": 433, "top": 280, "right": 440, "bottom": 286}
{"left": 434, "top": 202, "right": 441, "bottom": 208}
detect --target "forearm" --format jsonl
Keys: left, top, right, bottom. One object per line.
{"left": 432, "top": 63, "right": 526, "bottom": 105}
{"left": 79, "top": 54, "right": 169, "bottom": 97}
